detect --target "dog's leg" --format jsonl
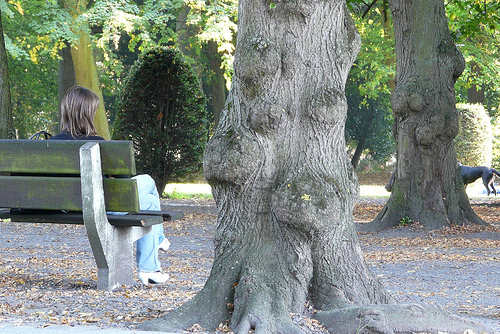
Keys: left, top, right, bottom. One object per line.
{"left": 483, "top": 173, "right": 493, "bottom": 196}
{"left": 491, "top": 180, "right": 498, "bottom": 196}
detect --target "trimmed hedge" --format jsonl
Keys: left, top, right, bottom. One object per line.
{"left": 491, "top": 116, "right": 500, "bottom": 169}
{"left": 454, "top": 103, "right": 492, "bottom": 167}
{"left": 113, "top": 47, "right": 207, "bottom": 193}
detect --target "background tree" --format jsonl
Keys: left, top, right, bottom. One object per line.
{"left": 0, "top": 6, "right": 14, "bottom": 139}
{"left": 60, "top": 0, "right": 111, "bottom": 139}
{"left": 345, "top": 75, "right": 394, "bottom": 169}
{"left": 1, "top": 0, "right": 70, "bottom": 137}
{"left": 114, "top": 47, "right": 207, "bottom": 193}
{"left": 87, "top": 0, "right": 185, "bottom": 123}
{"left": 345, "top": 0, "right": 500, "bottom": 171}
{"left": 11, "top": 54, "right": 59, "bottom": 138}
{"left": 369, "top": 0, "right": 486, "bottom": 231}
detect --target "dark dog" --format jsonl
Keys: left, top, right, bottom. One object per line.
{"left": 458, "top": 162, "right": 500, "bottom": 196}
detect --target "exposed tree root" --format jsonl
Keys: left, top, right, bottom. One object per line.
{"left": 314, "top": 304, "right": 489, "bottom": 334}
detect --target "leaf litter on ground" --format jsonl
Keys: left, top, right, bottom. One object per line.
{"left": 0, "top": 195, "right": 499, "bottom": 333}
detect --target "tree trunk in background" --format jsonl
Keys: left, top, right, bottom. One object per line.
{"left": 351, "top": 115, "right": 373, "bottom": 169}
{"left": 140, "top": 0, "right": 394, "bottom": 333}
{"left": 61, "top": 0, "right": 111, "bottom": 140}
{"left": 468, "top": 85, "right": 485, "bottom": 104}
{"left": 70, "top": 31, "right": 110, "bottom": 139}
{"left": 0, "top": 11, "right": 14, "bottom": 139}
{"left": 55, "top": 43, "right": 76, "bottom": 134}
{"left": 369, "top": 0, "right": 486, "bottom": 231}
{"left": 176, "top": 5, "right": 201, "bottom": 78}
{"left": 206, "top": 40, "right": 226, "bottom": 130}
{"left": 381, "top": 0, "right": 396, "bottom": 91}
{"left": 467, "top": 62, "right": 485, "bottom": 104}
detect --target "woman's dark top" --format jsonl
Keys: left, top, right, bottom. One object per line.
{"left": 49, "top": 131, "right": 105, "bottom": 141}
{"left": 49, "top": 130, "right": 129, "bottom": 179}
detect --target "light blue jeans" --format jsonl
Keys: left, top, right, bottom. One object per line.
{"left": 133, "top": 174, "right": 166, "bottom": 273}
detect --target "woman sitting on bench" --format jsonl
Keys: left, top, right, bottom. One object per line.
{"left": 50, "top": 85, "right": 170, "bottom": 286}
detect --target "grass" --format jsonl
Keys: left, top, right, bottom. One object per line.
{"left": 163, "top": 183, "right": 213, "bottom": 199}
{"left": 163, "top": 181, "right": 493, "bottom": 200}
{"left": 163, "top": 183, "right": 392, "bottom": 200}
{"left": 359, "top": 185, "right": 390, "bottom": 198}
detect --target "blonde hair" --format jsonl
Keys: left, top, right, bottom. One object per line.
{"left": 60, "top": 86, "right": 100, "bottom": 137}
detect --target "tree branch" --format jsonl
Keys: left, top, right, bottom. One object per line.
{"left": 362, "top": 0, "right": 379, "bottom": 19}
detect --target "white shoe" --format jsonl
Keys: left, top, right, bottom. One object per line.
{"left": 138, "top": 271, "right": 169, "bottom": 285}
{"left": 159, "top": 238, "right": 170, "bottom": 251}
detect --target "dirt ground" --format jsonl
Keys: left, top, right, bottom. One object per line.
{"left": 1, "top": 178, "right": 500, "bottom": 333}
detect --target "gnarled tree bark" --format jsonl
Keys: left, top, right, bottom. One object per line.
{"left": 141, "top": 0, "right": 391, "bottom": 332}
{"left": 367, "top": 0, "right": 487, "bottom": 231}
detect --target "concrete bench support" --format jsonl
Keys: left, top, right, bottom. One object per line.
{"left": 80, "top": 142, "right": 151, "bottom": 290}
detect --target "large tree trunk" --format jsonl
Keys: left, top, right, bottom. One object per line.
{"left": 0, "top": 11, "right": 14, "bottom": 139}
{"left": 141, "top": 0, "right": 393, "bottom": 332}
{"left": 368, "top": 0, "right": 487, "bottom": 231}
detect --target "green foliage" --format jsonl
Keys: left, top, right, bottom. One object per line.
{"left": 446, "top": 0, "right": 499, "bottom": 39}
{"left": 3, "top": 1, "right": 77, "bottom": 61}
{"left": 88, "top": 0, "right": 184, "bottom": 72}
{"left": 349, "top": 0, "right": 395, "bottom": 101}
{"left": 185, "top": 0, "right": 237, "bottom": 88}
{"left": 454, "top": 103, "right": 492, "bottom": 167}
{"left": 1, "top": 1, "right": 60, "bottom": 137}
{"left": 446, "top": 0, "right": 500, "bottom": 116}
{"left": 10, "top": 54, "right": 59, "bottom": 138}
{"left": 344, "top": 1, "right": 395, "bottom": 166}
{"left": 0, "top": 0, "right": 13, "bottom": 18}
{"left": 85, "top": 0, "right": 185, "bottom": 123}
{"left": 345, "top": 74, "right": 395, "bottom": 164}
{"left": 114, "top": 47, "right": 207, "bottom": 193}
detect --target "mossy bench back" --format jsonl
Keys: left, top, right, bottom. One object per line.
{"left": 0, "top": 140, "right": 141, "bottom": 213}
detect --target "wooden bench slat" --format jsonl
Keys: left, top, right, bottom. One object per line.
{"left": 138, "top": 210, "right": 184, "bottom": 221}
{"left": 0, "top": 140, "right": 136, "bottom": 175}
{"left": 6, "top": 212, "right": 163, "bottom": 227}
{"left": 0, "top": 176, "right": 140, "bottom": 212}
{"left": 0, "top": 209, "right": 181, "bottom": 226}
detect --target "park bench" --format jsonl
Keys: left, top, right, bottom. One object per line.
{"left": 0, "top": 139, "right": 183, "bottom": 290}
